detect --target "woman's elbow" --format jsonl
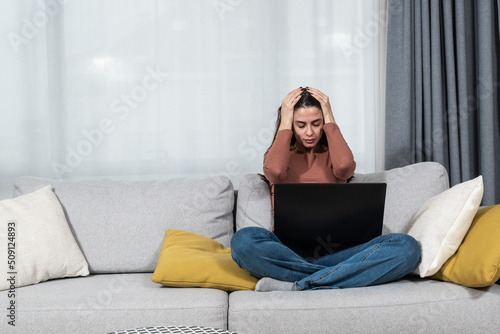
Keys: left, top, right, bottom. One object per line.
{"left": 333, "top": 160, "right": 356, "bottom": 181}
{"left": 263, "top": 164, "right": 287, "bottom": 183}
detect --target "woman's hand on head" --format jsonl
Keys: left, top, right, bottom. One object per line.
{"left": 306, "top": 87, "right": 336, "bottom": 124}
{"left": 279, "top": 88, "right": 303, "bottom": 131}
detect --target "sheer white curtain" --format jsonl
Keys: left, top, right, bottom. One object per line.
{"left": 0, "top": 0, "right": 386, "bottom": 200}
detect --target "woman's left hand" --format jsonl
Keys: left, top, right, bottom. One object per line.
{"left": 306, "top": 87, "right": 336, "bottom": 124}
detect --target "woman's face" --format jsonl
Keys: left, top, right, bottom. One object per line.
{"left": 293, "top": 106, "right": 324, "bottom": 153}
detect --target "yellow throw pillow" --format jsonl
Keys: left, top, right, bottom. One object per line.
{"left": 152, "top": 229, "right": 258, "bottom": 291}
{"left": 432, "top": 205, "right": 500, "bottom": 287}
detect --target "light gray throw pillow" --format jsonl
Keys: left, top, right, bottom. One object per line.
{"left": 14, "top": 175, "right": 234, "bottom": 274}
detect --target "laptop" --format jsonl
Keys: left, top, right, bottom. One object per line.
{"left": 273, "top": 183, "right": 387, "bottom": 259}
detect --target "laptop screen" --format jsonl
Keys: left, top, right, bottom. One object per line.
{"left": 273, "top": 183, "right": 387, "bottom": 259}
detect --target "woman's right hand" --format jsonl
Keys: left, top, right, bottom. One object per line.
{"left": 279, "top": 88, "right": 303, "bottom": 131}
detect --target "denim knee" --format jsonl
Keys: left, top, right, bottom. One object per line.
{"left": 389, "top": 233, "right": 421, "bottom": 272}
{"left": 230, "top": 226, "right": 268, "bottom": 262}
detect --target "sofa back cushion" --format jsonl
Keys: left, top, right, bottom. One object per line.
{"left": 14, "top": 175, "right": 234, "bottom": 274}
{"left": 236, "top": 162, "right": 449, "bottom": 235}
{"left": 235, "top": 174, "right": 273, "bottom": 231}
{"left": 352, "top": 162, "right": 449, "bottom": 234}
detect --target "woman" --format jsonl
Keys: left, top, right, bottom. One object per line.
{"left": 231, "top": 87, "right": 421, "bottom": 291}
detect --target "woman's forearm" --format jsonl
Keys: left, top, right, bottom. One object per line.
{"left": 323, "top": 123, "right": 356, "bottom": 180}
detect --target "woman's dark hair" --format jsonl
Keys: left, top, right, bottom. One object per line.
{"left": 267, "top": 88, "right": 327, "bottom": 152}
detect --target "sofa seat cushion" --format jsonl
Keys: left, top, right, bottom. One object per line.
{"left": 228, "top": 278, "right": 500, "bottom": 334}
{"left": 14, "top": 176, "right": 234, "bottom": 274}
{"left": 0, "top": 273, "right": 229, "bottom": 333}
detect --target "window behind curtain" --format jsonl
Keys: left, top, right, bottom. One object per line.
{"left": 0, "top": 0, "right": 386, "bottom": 200}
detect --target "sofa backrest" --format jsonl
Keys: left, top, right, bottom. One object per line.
{"left": 351, "top": 162, "right": 449, "bottom": 234}
{"left": 236, "top": 162, "right": 450, "bottom": 235}
{"left": 12, "top": 162, "right": 449, "bottom": 274}
{"left": 14, "top": 175, "right": 234, "bottom": 274}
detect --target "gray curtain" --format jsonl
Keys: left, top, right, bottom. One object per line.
{"left": 385, "top": 0, "right": 500, "bottom": 205}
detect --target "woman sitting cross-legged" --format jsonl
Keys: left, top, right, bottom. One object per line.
{"left": 231, "top": 87, "right": 421, "bottom": 291}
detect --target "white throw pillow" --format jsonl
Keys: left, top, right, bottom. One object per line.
{"left": 0, "top": 185, "right": 89, "bottom": 291}
{"left": 407, "top": 176, "right": 483, "bottom": 277}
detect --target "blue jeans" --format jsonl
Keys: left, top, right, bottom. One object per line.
{"left": 231, "top": 226, "right": 421, "bottom": 290}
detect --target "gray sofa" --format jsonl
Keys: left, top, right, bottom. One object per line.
{"left": 1, "top": 162, "right": 499, "bottom": 334}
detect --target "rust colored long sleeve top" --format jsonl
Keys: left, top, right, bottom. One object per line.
{"left": 263, "top": 122, "right": 356, "bottom": 213}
